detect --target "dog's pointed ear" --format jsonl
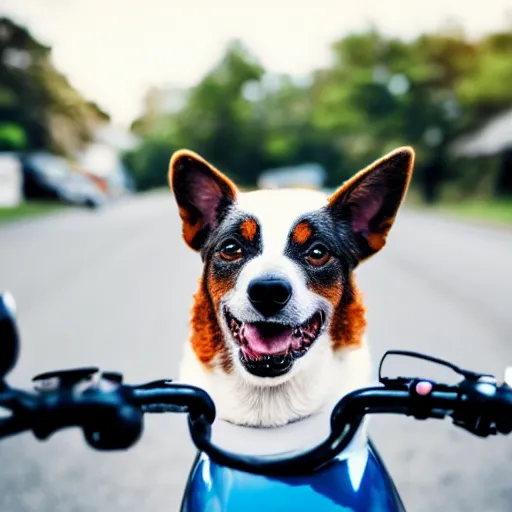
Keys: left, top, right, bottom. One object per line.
{"left": 169, "top": 150, "right": 238, "bottom": 251}
{"left": 328, "top": 147, "right": 414, "bottom": 261}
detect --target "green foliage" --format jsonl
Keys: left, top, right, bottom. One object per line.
{"left": 129, "top": 28, "right": 512, "bottom": 200}
{"left": 0, "top": 122, "right": 26, "bottom": 150}
{"left": 0, "top": 200, "right": 68, "bottom": 224}
{"left": 0, "top": 17, "right": 108, "bottom": 157}
{"left": 122, "top": 137, "right": 175, "bottom": 191}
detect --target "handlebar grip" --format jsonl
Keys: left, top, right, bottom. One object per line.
{"left": 27, "top": 385, "right": 145, "bottom": 451}
{"left": 82, "top": 403, "right": 144, "bottom": 450}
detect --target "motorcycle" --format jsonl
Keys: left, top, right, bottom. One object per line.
{"left": 0, "top": 291, "right": 511, "bottom": 511}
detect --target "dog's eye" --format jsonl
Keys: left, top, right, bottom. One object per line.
{"left": 219, "top": 240, "right": 243, "bottom": 261}
{"left": 306, "top": 245, "right": 331, "bottom": 266}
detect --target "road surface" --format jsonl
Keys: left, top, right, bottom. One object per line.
{"left": 0, "top": 192, "right": 511, "bottom": 511}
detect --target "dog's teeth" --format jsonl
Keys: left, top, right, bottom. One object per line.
{"left": 239, "top": 326, "right": 249, "bottom": 346}
{"left": 301, "top": 335, "right": 314, "bottom": 348}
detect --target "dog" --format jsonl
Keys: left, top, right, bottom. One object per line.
{"left": 168, "top": 147, "right": 414, "bottom": 428}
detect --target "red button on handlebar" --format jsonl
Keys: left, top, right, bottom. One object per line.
{"left": 415, "top": 381, "right": 433, "bottom": 396}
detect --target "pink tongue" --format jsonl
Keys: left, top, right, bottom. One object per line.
{"left": 242, "top": 323, "right": 292, "bottom": 355}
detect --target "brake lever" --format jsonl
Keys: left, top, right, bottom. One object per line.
{"left": 378, "top": 350, "right": 495, "bottom": 385}
{"left": 130, "top": 379, "right": 174, "bottom": 390}
{"left": 452, "top": 413, "right": 498, "bottom": 437}
{"left": 32, "top": 368, "right": 100, "bottom": 392}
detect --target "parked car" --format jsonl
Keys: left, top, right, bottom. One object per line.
{"left": 76, "top": 143, "right": 136, "bottom": 198}
{"left": 20, "top": 153, "right": 106, "bottom": 209}
{"left": 258, "top": 163, "right": 326, "bottom": 190}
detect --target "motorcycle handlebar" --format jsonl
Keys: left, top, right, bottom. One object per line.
{"left": 184, "top": 379, "right": 512, "bottom": 475}
{"left": 1, "top": 292, "right": 511, "bottom": 475}
{"left": 0, "top": 369, "right": 511, "bottom": 475}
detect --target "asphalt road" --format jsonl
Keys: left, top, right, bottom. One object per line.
{"left": 0, "top": 192, "right": 511, "bottom": 511}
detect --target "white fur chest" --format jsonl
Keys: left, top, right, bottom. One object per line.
{"left": 178, "top": 338, "right": 372, "bottom": 427}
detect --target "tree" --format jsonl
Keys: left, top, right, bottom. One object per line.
{"left": 0, "top": 17, "right": 109, "bottom": 157}
{"left": 128, "top": 28, "right": 512, "bottom": 200}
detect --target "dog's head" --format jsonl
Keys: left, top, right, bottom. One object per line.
{"left": 169, "top": 148, "right": 414, "bottom": 386}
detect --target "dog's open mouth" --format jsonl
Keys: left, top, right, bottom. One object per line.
{"left": 224, "top": 309, "right": 325, "bottom": 378}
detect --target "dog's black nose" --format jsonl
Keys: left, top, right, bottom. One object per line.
{"left": 247, "top": 278, "right": 292, "bottom": 317}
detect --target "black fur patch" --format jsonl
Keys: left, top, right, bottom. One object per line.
{"left": 202, "top": 211, "right": 263, "bottom": 278}
{"left": 284, "top": 208, "right": 359, "bottom": 288}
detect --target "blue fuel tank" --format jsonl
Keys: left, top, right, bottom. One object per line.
{"left": 180, "top": 439, "right": 405, "bottom": 512}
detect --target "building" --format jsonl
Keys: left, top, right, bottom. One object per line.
{"left": 451, "top": 108, "right": 512, "bottom": 195}
{"left": 452, "top": 108, "right": 512, "bottom": 158}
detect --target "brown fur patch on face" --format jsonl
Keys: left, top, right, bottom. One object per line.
{"left": 329, "top": 276, "right": 367, "bottom": 350}
{"left": 189, "top": 265, "right": 236, "bottom": 373}
{"left": 292, "top": 221, "right": 313, "bottom": 245}
{"left": 309, "top": 277, "right": 343, "bottom": 308}
{"left": 189, "top": 279, "right": 225, "bottom": 365}
{"left": 208, "top": 272, "right": 234, "bottom": 312}
{"left": 240, "top": 218, "right": 258, "bottom": 242}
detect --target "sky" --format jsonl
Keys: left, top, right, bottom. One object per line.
{"left": 2, "top": 0, "right": 511, "bottom": 126}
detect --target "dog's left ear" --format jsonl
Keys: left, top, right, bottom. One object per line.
{"left": 169, "top": 150, "right": 238, "bottom": 251}
{"left": 328, "top": 147, "right": 414, "bottom": 261}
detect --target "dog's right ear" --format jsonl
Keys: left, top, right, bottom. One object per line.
{"left": 169, "top": 150, "right": 238, "bottom": 251}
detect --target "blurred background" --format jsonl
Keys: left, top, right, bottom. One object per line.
{"left": 0, "top": 1, "right": 511, "bottom": 511}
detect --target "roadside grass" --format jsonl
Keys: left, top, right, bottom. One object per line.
{"left": 437, "top": 198, "right": 512, "bottom": 225}
{"left": 0, "top": 201, "right": 68, "bottom": 225}
{"left": 405, "top": 190, "right": 512, "bottom": 227}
